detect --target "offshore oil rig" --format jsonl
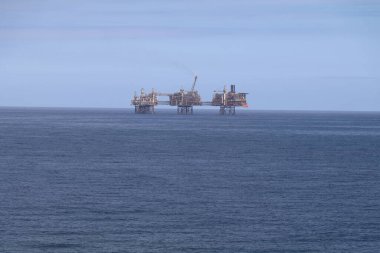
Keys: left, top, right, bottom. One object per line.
{"left": 211, "top": 84, "right": 248, "bottom": 115}
{"left": 131, "top": 76, "right": 248, "bottom": 115}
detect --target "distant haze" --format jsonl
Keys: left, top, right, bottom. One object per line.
{"left": 1, "top": 0, "right": 379, "bottom": 111}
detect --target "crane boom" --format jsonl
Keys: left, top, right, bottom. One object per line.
{"left": 191, "top": 75, "right": 198, "bottom": 92}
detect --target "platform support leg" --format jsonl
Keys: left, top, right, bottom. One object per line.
{"left": 219, "top": 106, "right": 236, "bottom": 115}
{"left": 177, "top": 106, "right": 194, "bottom": 115}
{"left": 135, "top": 105, "right": 155, "bottom": 114}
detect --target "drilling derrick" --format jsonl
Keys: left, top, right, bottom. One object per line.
{"left": 169, "top": 76, "right": 202, "bottom": 114}
{"left": 212, "top": 85, "right": 248, "bottom": 115}
{"left": 131, "top": 88, "right": 158, "bottom": 114}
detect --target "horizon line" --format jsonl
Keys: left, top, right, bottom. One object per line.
{"left": 1, "top": 105, "right": 379, "bottom": 114}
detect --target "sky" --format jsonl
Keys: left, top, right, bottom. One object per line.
{"left": 0, "top": 0, "right": 379, "bottom": 111}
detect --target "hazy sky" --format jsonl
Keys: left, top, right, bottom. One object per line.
{"left": 1, "top": 0, "right": 379, "bottom": 110}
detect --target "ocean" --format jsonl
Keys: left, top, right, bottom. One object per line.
{"left": 0, "top": 107, "right": 379, "bottom": 252}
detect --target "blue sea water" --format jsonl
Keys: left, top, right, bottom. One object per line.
{"left": 0, "top": 107, "right": 379, "bottom": 252}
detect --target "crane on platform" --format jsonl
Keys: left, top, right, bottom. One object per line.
{"left": 191, "top": 75, "right": 198, "bottom": 93}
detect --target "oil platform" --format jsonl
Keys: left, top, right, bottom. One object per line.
{"left": 131, "top": 88, "right": 158, "bottom": 114}
{"left": 168, "top": 76, "right": 202, "bottom": 114}
{"left": 211, "top": 85, "right": 248, "bottom": 115}
{"left": 131, "top": 77, "right": 248, "bottom": 115}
